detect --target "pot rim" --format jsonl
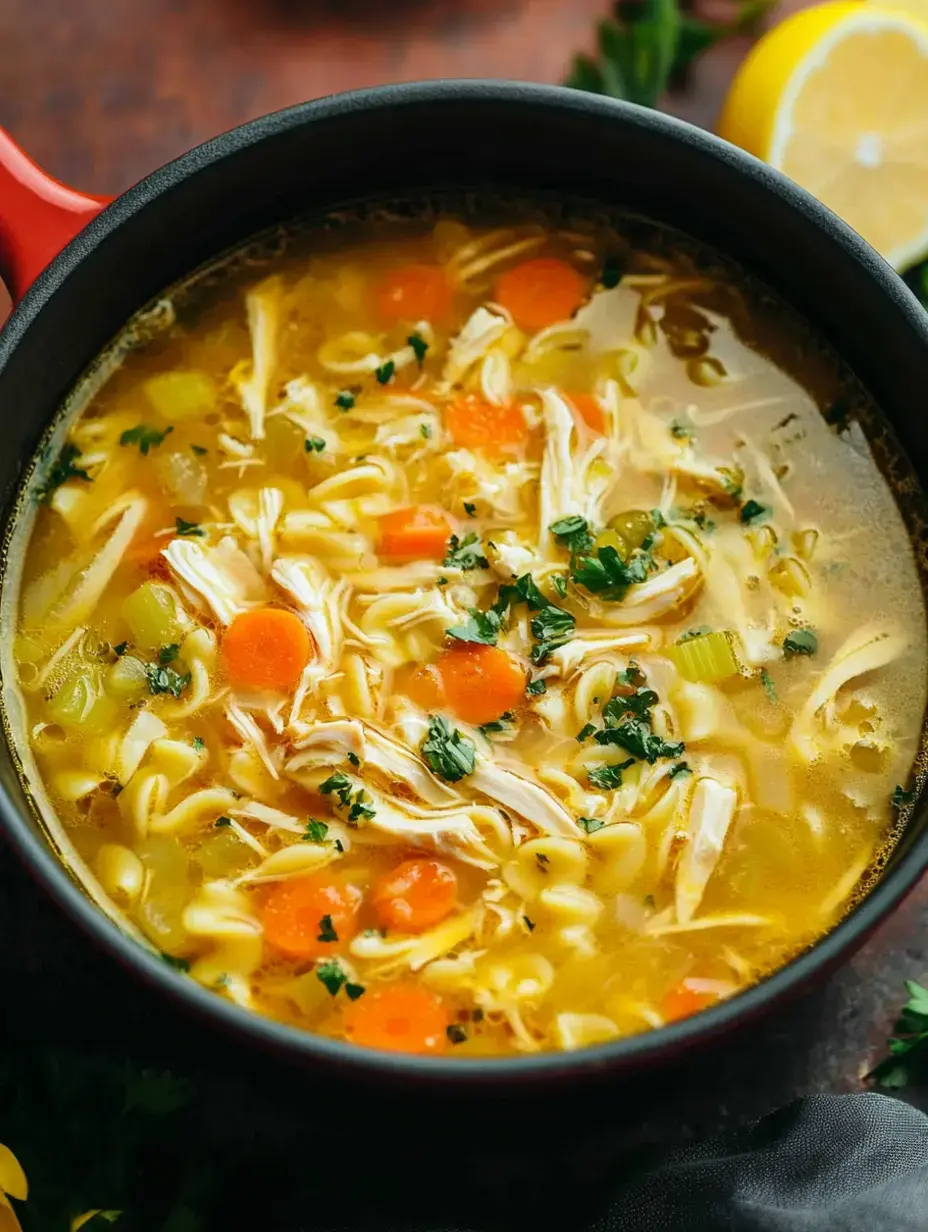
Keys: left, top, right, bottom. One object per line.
{"left": 2, "top": 78, "right": 927, "bottom": 1086}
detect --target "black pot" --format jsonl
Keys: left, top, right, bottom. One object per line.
{"left": 0, "top": 80, "right": 926, "bottom": 1090}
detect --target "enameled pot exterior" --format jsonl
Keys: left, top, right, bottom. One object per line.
{"left": 1, "top": 81, "right": 927, "bottom": 1089}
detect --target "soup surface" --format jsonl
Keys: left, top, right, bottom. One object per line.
{"left": 7, "top": 213, "right": 927, "bottom": 1057}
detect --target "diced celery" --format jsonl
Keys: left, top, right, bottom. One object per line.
{"left": 143, "top": 370, "right": 216, "bottom": 422}
{"left": 608, "top": 509, "right": 655, "bottom": 552}
{"left": 668, "top": 631, "right": 740, "bottom": 683}
{"left": 122, "top": 581, "right": 190, "bottom": 649}
{"left": 105, "top": 654, "right": 150, "bottom": 700}
{"left": 196, "top": 829, "right": 253, "bottom": 878}
{"left": 47, "top": 668, "right": 118, "bottom": 733}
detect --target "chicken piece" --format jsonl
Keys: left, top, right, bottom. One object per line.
{"left": 675, "top": 777, "right": 738, "bottom": 923}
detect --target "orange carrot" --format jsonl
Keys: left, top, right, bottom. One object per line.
{"left": 661, "top": 984, "right": 717, "bottom": 1023}
{"left": 445, "top": 394, "right": 528, "bottom": 455}
{"left": 222, "top": 607, "right": 312, "bottom": 691}
{"left": 261, "top": 873, "right": 362, "bottom": 961}
{"left": 371, "top": 858, "right": 458, "bottom": 933}
{"left": 397, "top": 663, "right": 446, "bottom": 712}
{"left": 438, "top": 643, "right": 527, "bottom": 726}
{"left": 377, "top": 506, "right": 453, "bottom": 561}
{"left": 375, "top": 264, "right": 453, "bottom": 325}
{"left": 124, "top": 532, "right": 172, "bottom": 578}
{"left": 495, "top": 257, "right": 588, "bottom": 332}
{"left": 567, "top": 392, "right": 606, "bottom": 434}
{"left": 343, "top": 982, "right": 450, "bottom": 1054}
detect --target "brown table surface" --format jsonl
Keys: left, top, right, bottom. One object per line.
{"left": 0, "top": 0, "right": 925, "bottom": 1194}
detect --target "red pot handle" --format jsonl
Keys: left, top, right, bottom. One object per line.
{"left": 0, "top": 125, "right": 112, "bottom": 304}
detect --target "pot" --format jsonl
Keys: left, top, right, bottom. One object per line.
{"left": 0, "top": 81, "right": 926, "bottom": 1090}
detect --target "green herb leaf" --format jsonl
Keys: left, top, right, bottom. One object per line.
{"left": 161, "top": 953, "right": 190, "bottom": 972}
{"left": 576, "top": 723, "right": 597, "bottom": 743}
{"left": 191, "top": 443, "right": 208, "bottom": 456}
{"left": 668, "top": 761, "right": 692, "bottom": 779}
{"left": 443, "top": 532, "right": 489, "bottom": 570}
{"left": 316, "top": 959, "right": 347, "bottom": 996}
{"left": 464, "top": 501, "right": 477, "bottom": 517}
{"left": 523, "top": 915, "right": 536, "bottom": 932}
{"left": 869, "top": 980, "right": 928, "bottom": 1088}
{"left": 347, "top": 751, "right": 361, "bottom": 768}
{"left": 571, "top": 544, "right": 649, "bottom": 601}
{"left": 551, "top": 573, "right": 568, "bottom": 598}
{"left": 526, "top": 678, "right": 547, "bottom": 697}
{"left": 595, "top": 718, "right": 684, "bottom": 764}
{"left": 760, "top": 667, "right": 778, "bottom": 703}
{"left": 305, "top": 436, "right": 326, "bottom": 453}
{"left": 550, "top": 515, "right": 595, "bottom": 555}
{"left": 783, "top": 628, "right": 818, "bottom": 658}
{"left": 892, "top": 785, "right": 917, "bottom": 809}
{"left": 588, "top": 759, "right": 635, "bottom": 790}
{"left": 113, "top": 641, "right": 129, "bottom": 656}
{"left": 408, "top": 333, "right": 429, "bottom": 365}
{"left": 578, "top": 815, "right": 605, "bottom": 834}
{"left": 304, "top": 819, "right": 329, "bottom": 843}
{"left": 478, "top": 712, "right": 515, "bottom": 738}
{"left": 446, "top": 607, "right": 501, "bottom": 646}
{"left": 420, "top": 423, "right": 432, "bottom": 439}
{"left": 175, "top": 516, "right": 204, "bottom": 537}
{"left": 670, "top": 421, "right": 692, "bottom": 440}
{"left": 317, "top": 914, "right": 338, "bottom": 943}
{"left": 215, "top": 816, "right": 232, "bottom": 828}
{"left": 36, "top": 442, "right": 91, "bottom": 502}
{"left": 740, "top": 499, "right": 770, "bottom": 525}
{"left": 529, "top": 604, "right": 576, "bottom": 662}
{"left": 145, "top": 661, "right": 190, "bottom": 698}
{"left": 158, "top": 644, "right": 180, "bottom": 665}
{"left": 192, "top": 736, "right": 205, "bottom": 751}
{"left": 345, "top": 982, "right": 366, "bottom": 1001}
{"left": 446, "top": 1023, "right": 468, "bottom": 1044}
{"left": 421, "top": 715, "right": 476, "bottom": 782}
{"left": 320, "top": 771, "right": 351, "bottom": 801}
{"left": 335, "top": 389, "right": 356, "bottom": 410}
{"left": 120, "top": 423, "right": 174, "bottom": 455}
{"left": 375, "top": 359, "right": 395, "bottom": 385}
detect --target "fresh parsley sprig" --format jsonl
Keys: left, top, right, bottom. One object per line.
{"left": 421, "top": 715, "right": 476, "bottom": 782}
{"left": 869, "top": 980, "right": 928, "bottom": 1088}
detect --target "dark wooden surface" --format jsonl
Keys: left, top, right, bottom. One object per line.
{"left": 0, "top": 0, "right": 925, "bottom": 1204}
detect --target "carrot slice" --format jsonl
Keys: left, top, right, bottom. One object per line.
{"left": 397, "top": 663, "right": 446, "bottom": 712}
{"left": 261, "top": 873, "right": 362, "bottom": 961}
{"left": 222, "top": 607, "right": 312, "bottom": 692}
{"left": 375, "top": 264, "right": 453, "bottom": 325}
{"left": 495, "top": 257, "right": 587, "bottom": 332}
{"left": 661, "top": 984, "right": 717, "bottom": 1023}
{"left": 371, "top": 858, "right": 458, "bottom": 933}
{"left": 567, "top": 392, "right": 606, "bottom": 434}
{"left": 378, "top": 506, "right": 453, "bottom": 561}
{"left": 343, "top": 982, "right": 450, "bottom": 1054}
{"left": 438, "top": 643, "right": 527, "bottom": 726}
{"left": 445, "top": 394, "right": 528, "bottom": 455}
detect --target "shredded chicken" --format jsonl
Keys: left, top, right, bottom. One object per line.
{"left": 675, "top": 778, "right": 738, "bottom": 923}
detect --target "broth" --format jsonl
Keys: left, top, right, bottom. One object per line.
{"left": 6, "top": 210, "right": 926, "bottom": 1057}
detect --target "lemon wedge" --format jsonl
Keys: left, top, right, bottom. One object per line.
{"left": 718, "top": 1, "right": 928, "bottom": 270}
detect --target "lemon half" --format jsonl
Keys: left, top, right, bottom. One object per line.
{"left": 718, "top": 1, "right": 928, "bottom": 270}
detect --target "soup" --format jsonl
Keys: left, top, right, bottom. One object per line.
{"left": 6, "top": 212, "right": 926, "bottom": 1057}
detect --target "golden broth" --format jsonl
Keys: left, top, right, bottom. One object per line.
{"left": 6, "top": 211, "right": 926, "bottom": 1057}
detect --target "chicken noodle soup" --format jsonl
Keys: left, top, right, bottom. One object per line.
{"left": 6, "top": 211, "right": 927, "bottom": 1057}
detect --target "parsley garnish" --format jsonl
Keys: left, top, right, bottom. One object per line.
{"left": 463, "top": 502, "right": 477, "bottom": 517}
{"left": 529, "top": 604, "right": 576, "bottom": 663}
{"left": 120, "top": 423, "right": 174, "bottom": 455}
{"left": 446, "top": 607, "right": 502, "bottom": 646}
{"left": 145, "top": 660, "right": 190, "bottom": 698}
{"left": 158, "top": 644, "right": 180, "bottom": 665}
{"left": 175, "top": 516, "right": 203, "bottom": 537}
{"left": 478, "top": 712, "right": 515, "bottom": 738}
{"left": 113, "top": 641, "right": 128, "bottom": 656}
{"left": 421, "top": 715, "right": 476, "bottom": 782}
{"left": 576, "top": 723, "right": 597, "bottom": 743}
{"left": 215, "top": 816, "right": 232, "bottom": 827}
{"left": 345, "top": 982, "right": 366, "bottom": 1001}
{"left": 588, "top": 759, "right": 634, "bottom": 790}
{"left": 869, "top": 980, "right": 928, "bottom": 1088}
{"left": 334, "top": 839, "right": 345, "bottom": 853}
{"left": 303, "top": 819, "right": 329, "bottom": 843}
{"left": 446, "top": 1024, "right": 468, "bottom": 1045}
{"left": 571, "top": 544, "right": 650, "bottom": 601}
{"left": 595, "top": 719, "right": 683, "bottom": 764}
{"left": 375, "top": 359, "right": 395, "bottom": 385}
{"left": 523, "top": 915, "right": 536, "bottom": 932}
{"left": 760, "top": 668, "right": 777, "bottom": 703}
{"left": 408, "top": 333, "right": 429, "bottom": 365}
{"left": 335, "top": 389, "right": 356, "bottom": 410}
{"left": 319, "top": 773, "right": 374, "bottom": 822}
{"left": 443, "top": 533, "right": 488, "bottom": 571}
{"left": 305, "top": 436, "right": 326, "bottom": 453}
{"left": 420, "top": 423, "right": 432, "bottom": 439}
{"left": 191, "top": 443, "right": 208, "bottom": 456}
{"left": 578, "top": 816, "right": 605, "bottom": 834}
{"left": 317, "top": 914, "right": 338, "bottom": 943}
{"left": 161, "top": 953, "right": 190, "bottom": 972}
{"left": 316, "top": 960, "right": 347, "bottom": 996}
{"left": 550, "top": 515, "right": 595, "bottom": 555}
{"left": 192, "top": 736, "right": 205, "bottom": 751}
{"left": 552, "top": 574, "right": 568, "bottom": 598}
{"left": 783, "top": 628, "right": 818, "bottom": 658}
{"left": 526, "top": 678, "right": 547, "bottom": 697}
{"left": 670, "top": 421, "right": 692, "bottom": 440}
{"left": 668, "top": 761, "right": 692, "bottom": 779}
{"left": 346, "top": 751, "right": 361, "bottom": 768}
{"left": 740, "top": 499, "right": 770, "bottom": 525}
{"left": 892, "top": 785, "right": 917, "bottom": 809}
{"left": 36, "top": 442, "right": 91, "bottom": 502}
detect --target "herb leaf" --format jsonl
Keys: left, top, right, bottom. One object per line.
{"left": 305, "top": 436, "right": 326, "bottom": 453}
{"left": 550, "top": 515, "right": 595, "bottom": 555}
{"left": 587, "top": 759, "right": 635, "bottom": 790}
{"left": 578, "top": 815, "right": 605, "bottom": 834}
{"left": 892, "top": 785, "right": 917, "bottom": 810}
{"left": 317, "top": 914, "right": 338, "bottom": 943}
{"left": 408, "top": 334, "right": 429, "bottom": 365}
{"left": 869, "top": 980, "right": 928, "bottom": 1088}
{"left": 145, "top": 660, "right": 190, "bottom": 698}
{"left": 571, "top": 544, "right": 650, "bottom": 602}
{"left": 526, "top": 678, "right": 547, "bottom": 697}
{"left": 303, "top": 819, "right": 329, "bottom": 843}
{"left": 740, "top": 499, "right": 770, "bottom": 525}
{"left": 375, "top": 359, "right": 395, "bottom": 385}
{"left": 760, "top": 667, "right": 778, "bottom": 703}
{"left": 316, "top": 960, "right": 347, "bottom": 996}
{"left": 175, "top": 516, "right": 204, "bottom": 537}
{"left": 37, "top": 442, "right": 91, "bottom": 502}
{"left": 446, "top": 607, "right": 501, "bottom": 646}
{"left": 421, "top": 715, "right": 476, "bottom": 782}
{"left": 464, "top": 502, "right": 477, "bottom": 517}
{"left": 443, "top": 532, "right": 489, "bottom": 571}
{"left": 783, "top": 628, "right": 818, "bottom": 658}
{"left": 335, "top": 389, "right": 356, "bottom": 410}
{"left": 120, "top": 423, "right": 174, "bottom": 455}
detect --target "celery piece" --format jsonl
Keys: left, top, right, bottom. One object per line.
{"left": 105, "top": 654, "right": 150, "bottom": 701}
{"left": 668, "top": 630, "right": 740, "bottom": 682}
{"left": 143, "top": 371, "right": 216, "bottom": 422}
{"left": 47, "top": 668, "right": 118, "bottom": 733}
{"left": 122, "top": 582, "right": 190, "bottom": 649}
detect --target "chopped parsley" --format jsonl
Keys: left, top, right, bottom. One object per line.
{"left": 552, "top": 574, "right": 568, "bottom": 599}
{"left": 571, "top": 545, "right": 650, "bottom": 602}
{"left": 119, "top": 423, "right": 174, "bottom": 455}
{"left": 36, "top": 443, "right": 91, "bottom": 502}
{"left": 446, "top": 1024, "right": 468, "bottom": 1045}
{"left": 446, "top": 607, "right": 501, "bottom": 646}
{"left": 346, "top": 751, "right": 361, "bottom": 768}
{"left": 528, "top": 605, "right": 576, "bottom": 663}
{"left": 668, "top": 761, "right": 692, "bottom": 779}
{"left": 345, "top": 982, "right": 366, "bottom": 1001}
{"left": 740, "top": 499, "right": 770, "bottom": 525}
{"left": 419, "top": 423, "right": 432, "bottom": 439}
{"left": 892, "top": 785, "right": 917, "bottom": 809}
{"left": 523, "top": 915, "right": 536, "bottom": 932}
{"left": 303, "top": 819, "right": 329, "bottom": 844}
{"left": 317, "top": 914, "right": 338, "bottom": 943}
{"left": 334, "top": 839, "right": 345, "bottom": 853}
{"left": 305, "top": 436, "right": 326, "bottom": 453}
{"left": 161, "top": 953, "right": 190, "bottom": 972}
{"left": 760, "top": 668, "right": 777, "bottom": 703}
{"left": 550, "top": 515, "right": 595, "bottom": 555}
{"left": 463, "top": 502, "right": 477, "bottom": 518}
{"left": 192, "top": 736, "right": 206, "bottom": 752}
{"left": 145, "top": 661, "right": 190, "bottom": 698}
{"left": 375, "top": 359, "right": 395, "bottom": 385}
{"left": 408, "top": 333, "right": 429, "bottom": 365}
{"left": 869, "top": 979, "right": 928, "bottom": 1088}
{"left": 670, "top": 421, "right": 692, "bottom": 440}
{"left": 478, "top": 712, "right": 515, "bottom": 738}
{"left": 578, "top": 816, "right": 605, "bottom": 834}
{"left": 174, "top": 516, "right": 203, "bottom": 537}
{"left": 595, "top": 718, "right": 683, "bottom": 764}
{"left": 421, "top": 715, "right": 476, "bottom": 783}
{"left": 215, "top": 817, "right": 232, "bottom": 828}
{"left": 576, "top": 723, "right": 597, "bottom": 743}
{"left": 526, "top": 678, "right": 547, "bottom": 697}
{"left": 113, "top": 641, "right": 128, "bottom": 657}
{"left": 158, "top": 644, "right": 180, "bottom": 665}
{"left": 783, "top": 628, "right": 818, "bottom": 658}
{"left": 191, "top": 444, "right": 208, "bottom": 456}
{"left": 319, "top": 772, "right": 375, "bottom": 823}
{"left": 587, "top": 759, "right": 634, "bottom": 790}
{"left": 335, "top": 389, "right": 356, "bottom": 410}
{"left": 443, "top": 532, "right": 488, "bottom": 571}
{"left": 316, "top": 960, "right": 347, "bottom": 996}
